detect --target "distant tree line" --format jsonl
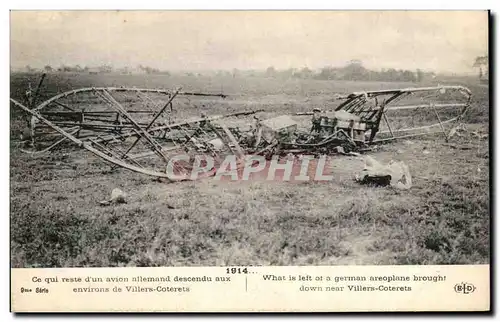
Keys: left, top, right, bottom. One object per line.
{"left": 137, "top": 65, "right": 170, "bottom": 75}
{"left": 264, "top": 60, "right": 435, "bottom": 83}
{"left": 29, "top": 64, "right": 171, "bottom": 75}
{"left": 21, "top": 60, "right": 437, "bottom": 83}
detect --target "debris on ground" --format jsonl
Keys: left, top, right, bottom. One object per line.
{"left": 472, "top": 131, "right": 488, "bottom": 140}
{"left": 100, "top": 188, "right": 128, "bottom": 206}
{"left": 334, "top": 146, "right": 345, "bottom": 154}
{"left": 443, "top": 143, "right": 476, "bottom": 150}
{"left": 448, "top": 123, "right": 470, "bottom": 139}
{"left": 355, "top": 156, "right": 412, "bottom": 190}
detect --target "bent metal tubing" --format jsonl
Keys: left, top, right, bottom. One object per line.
{"left": 12, "top": 98, "right": 184, "bottom": 181}
{"left": 11, "top": 98, "right": 256, "bottom": 181}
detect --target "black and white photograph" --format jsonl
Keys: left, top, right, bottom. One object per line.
{"left": 9, "top": 10, "right": 489, "bottom": 273}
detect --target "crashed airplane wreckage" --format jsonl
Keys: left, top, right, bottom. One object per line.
{"left": 10, "top": 76, "right": 472, "bottom": 182}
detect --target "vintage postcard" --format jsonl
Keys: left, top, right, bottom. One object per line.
{"left": 9, "top": 10, "right": 490, "bottom": 312}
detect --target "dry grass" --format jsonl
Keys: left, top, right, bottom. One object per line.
{"left": 10, "top": 73, "right": 490, "bottom": 267}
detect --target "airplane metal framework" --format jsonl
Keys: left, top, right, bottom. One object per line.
{"left": 10, "top": 74, "right": 472, "bottom": 181}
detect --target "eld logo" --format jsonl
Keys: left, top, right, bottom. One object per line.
{"left": 454, "top": 282, "right": 476, "bottom": 294}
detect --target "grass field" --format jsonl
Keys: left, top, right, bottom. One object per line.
{"left": 10, "top": 72, "right": 490, "bottom": 267}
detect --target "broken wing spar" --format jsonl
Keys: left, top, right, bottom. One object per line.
{"left": 32, "top": 87, "right": 227, "bottom": 112}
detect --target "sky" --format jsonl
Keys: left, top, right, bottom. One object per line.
{"left": 10, "top": 11, "right": 489, "bottom": 74}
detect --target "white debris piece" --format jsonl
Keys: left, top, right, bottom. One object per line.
{"left": 387, "top": 160, "right": 412, "bottom": 190}
{"left": 110, "top": 188, "right": 127, "bottom": 203}
{"left": 334, "top": 146, "right": 345, "bottom": 154}
{"left": 100, "top": 188, "right": 127, "bottom": 205}
{"left": 356, "top": 156, "right": 412, "bottom": 190}
{"left": 207, "top": 138, "right": 225, "bottom": 151}
{"left": 190, "top": 137, "right": 205, "bottom": 150}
